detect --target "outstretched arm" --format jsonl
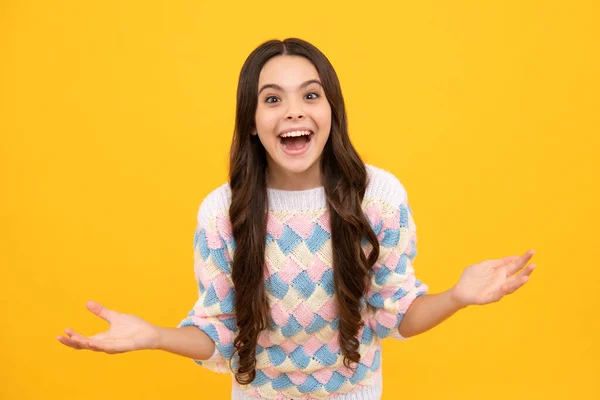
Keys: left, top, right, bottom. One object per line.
{"left": 155, "top": 325, "right": 216, "bottom": 360}
{"left": 57, "top": 300, "right": 216, "bottom": 361}
{"left": 397, "top": 290, "right": 466, "bottom": 338}
{"left": 398, "top": 250, "right": 536, "bottom": 338}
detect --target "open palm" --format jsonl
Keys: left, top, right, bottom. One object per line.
{"left": 451, "top": 250, "right": 537, "bottom": 306}
{"left": 56, "top": 301, "right": 160, "bottom": 354}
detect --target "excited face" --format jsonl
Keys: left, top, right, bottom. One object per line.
{"left": 254, "top": 55, "right": 332, "bottom": 190}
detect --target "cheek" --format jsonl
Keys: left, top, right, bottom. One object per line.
{"left": 255, "top": 107, "right": 280, "bottom": 133}
{"left": 314, "top": 105, "right": 332, "bottom": 132}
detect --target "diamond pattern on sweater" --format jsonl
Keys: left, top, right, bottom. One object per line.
{"left": 178, "top": 165, "right": 430, "bottom": 399}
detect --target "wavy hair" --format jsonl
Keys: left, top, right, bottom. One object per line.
{"left": 228, "top": 38, "right": 380, "bottom": 384}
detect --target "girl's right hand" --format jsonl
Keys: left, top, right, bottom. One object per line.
{"left": 56, "top": 300, "right": 161, "bottom": 354}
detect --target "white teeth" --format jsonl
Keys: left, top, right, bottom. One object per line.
{"left": 280, "top": 130, "right": 312, "bottom": 138}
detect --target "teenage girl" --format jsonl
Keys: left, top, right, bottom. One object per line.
{"left": 57, "top": 38, "right": 537, "bottom": 400}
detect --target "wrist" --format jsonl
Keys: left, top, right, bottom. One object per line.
{"left": 151, "top": 326, "right": 166, "bottom": 350}
{"left": 448, "top": 286, "right": 470, "bottom": 310}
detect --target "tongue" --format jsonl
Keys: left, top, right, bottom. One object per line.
{"left": 282, "top": 135, "right": 308, "bottom": 150}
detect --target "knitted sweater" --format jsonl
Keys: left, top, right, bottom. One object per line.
{"left": 178, "top": 164, "right": 429, "bottom": 399}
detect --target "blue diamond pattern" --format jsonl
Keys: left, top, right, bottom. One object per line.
{"left": 281, "top": 315, "right": 302, "bottom": 337}
{"left": 198, "top": 229, "right": 210, "bottom": 260}
{"left": 306, "top": 224, "right": 330, "bottom": 253}
{"left": 400, "top": 204, "right": 409, "bottom": 227}
{"left": 375, "top": 322, "right": 391, "bottom": 339}
{"left": 370, "top": 350, "right": 381, "bottom": 371}
{"left": 314, "top": 345, "right": 337, "bottom": 366}
{"left": 329, "top": 317, "right": 339, "bottom": 330}
{"left": 211, "top": 247, "right": 230, "bottom": 274}
{"left": 266, "top": 346, "right": 287, "bottom": 366}
{"left": 368, "top": 292, "right": 384, "bottom": 308}
{"left": 372, "top": 220, "right": 383, "bottom": 235}
{"left": 320, "top": 269, "right": 335, "bottom": 295}
{"left": 324, "top": 372, "right": 346, "bottom": 392}
{"left": 292, "top": 271, "right": 316, "bottom": 298}
{"left": 221, "top": 289, "right": 235, "bottom": 313}
{"left": 290, "top": 347, "right": 311, "bottom": 369}
{"left": 305, "top": 314, "right": 328, "bottom": 334}
{"left": 277, "top": 226, "right": 303, "bottom": 255}
{"left": 393, "top": 254, "right": 408, "bottom": 275}
{"left": 272, "top": 374, "right": 294, "bottom": 390}
{"left": 360, "top": 326, "right": 373, "bottom": 344}
{"left": 381, "top": 228, "right": 400, "bottom": 247}
{"left": 251, "top": 370, "right": 269, "bottom": 387}
{"left": 374, "top": 266, "right": 392, "bottom": 285}
{"left": 298, "top": 375, "right": 321, "bottom": 393}
{"left": 350, "top": 363, "right": 369, "bottom": 384}
{"left": 265, "top": 273, "right": 289, "bottom": 299}
{"left": 390, "top": 287, "right": 407, "bottom": 302}
{"left": 203, "top": 284, "right": 219, "bottom": 307}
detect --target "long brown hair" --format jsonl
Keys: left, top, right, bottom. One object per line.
{"left": 228, "top": 38, "right": 380, "bottom": 384}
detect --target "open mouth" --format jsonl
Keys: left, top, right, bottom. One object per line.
{"left": 279, "top": 130, "right": 314, "bottom": 155}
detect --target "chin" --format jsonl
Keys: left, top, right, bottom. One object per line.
{"left": 275, "top": 157, "right": 319, "bottom": 175}
{"left": 281, "top": 162, "right": 313, "bottom": 174}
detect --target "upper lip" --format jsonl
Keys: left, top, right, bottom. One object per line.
{"left": 278, "top": 127, "right": 314, "bottom": 136}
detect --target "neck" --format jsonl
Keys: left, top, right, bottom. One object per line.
{"left": 266, "top": 161, "right": 323, "bottom": 191}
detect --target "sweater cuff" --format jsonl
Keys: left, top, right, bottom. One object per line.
{"left": 205, "top": 343, "right": 221, "bottom": 362}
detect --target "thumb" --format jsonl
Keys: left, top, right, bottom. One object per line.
{"left": 86, "top": 300, "right": 117, "bottom": 323}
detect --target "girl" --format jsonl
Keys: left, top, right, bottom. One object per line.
{"left": 57, "top": 38, "right": 537, "bottom": 400}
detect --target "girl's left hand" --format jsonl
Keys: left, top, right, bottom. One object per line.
{"left": 450, "top": 250, "right": 537, "bottom": 307}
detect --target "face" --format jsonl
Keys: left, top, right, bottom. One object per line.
{"left": 254, "top": 55, "right": 332, "bottom": 190}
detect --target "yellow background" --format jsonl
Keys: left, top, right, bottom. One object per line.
{"left": 1, "top": 0, "right": 598, "bottom": 399}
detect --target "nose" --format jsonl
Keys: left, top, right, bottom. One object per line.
{"left": 286, "top": 111, "right": 304, "bottom": 120}
{"left": 285, "top": 98, "right": 305, "bottom": 120}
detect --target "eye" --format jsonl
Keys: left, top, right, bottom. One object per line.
{"left": 264, "top": 92, "right": 319, "bottom": 103}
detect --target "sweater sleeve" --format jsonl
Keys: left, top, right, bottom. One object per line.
{"left": 366, "top": 187, "right": 429, "bottom": 341}
{"left": 177, "top": 203, "right": 237, "bottom": 373}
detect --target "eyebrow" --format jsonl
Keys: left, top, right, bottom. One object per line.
{"left": 258, "top": 79, "right": 322, "bottom": 95}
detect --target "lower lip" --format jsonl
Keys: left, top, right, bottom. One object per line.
{"left": 279, "top": 133, "right": 314, "bottom": 156}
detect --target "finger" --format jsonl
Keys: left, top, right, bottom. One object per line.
{"left": 69, "top": 335, "right": 96, "bottom": 351}
{"left": 490, "top": 254, "right": 522, "bottom": 270}
{"left": 498, "top": 255, "right": 520, "bottom": 265}
{"left": 86, "top": 300, "right": 117, "bottom": 323}
{"left": 64, "top": 328, "right": 85, "bottom": 338}
{"left": 86, "top": 340, "right": 107, "bottom": 352}
{"left": 71, "top": 335, "right": 105, "bottom": 352}
{"left": 506, "top": 250, "right": 535, "bottom": 276}
{"left": 517, "top": 262, "right": 536, "bottom": 277}
{"left": 65, "top": 329, "right": 110, "bottom": 350}
{"left": 503, "top": 274, "right": 530, "bottom": 295}
{"left": 67, "top": 328, "right": 111, "bottom": 342}
{"left": 87, "top": 339, "right": 122, "bottom": 354}
{"left": 57, "top": 335, "right": 77, "bottom": 349}
{"left": 57, "top": 335, "right": 84, "bottom": 350}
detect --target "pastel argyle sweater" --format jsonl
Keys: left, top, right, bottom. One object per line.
{"left": 178, "top": 164, "right": 429, "bottom": 399}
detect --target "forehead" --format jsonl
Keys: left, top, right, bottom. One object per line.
{"left": 258, "top": 55, "right": 320, "bottom": 87}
